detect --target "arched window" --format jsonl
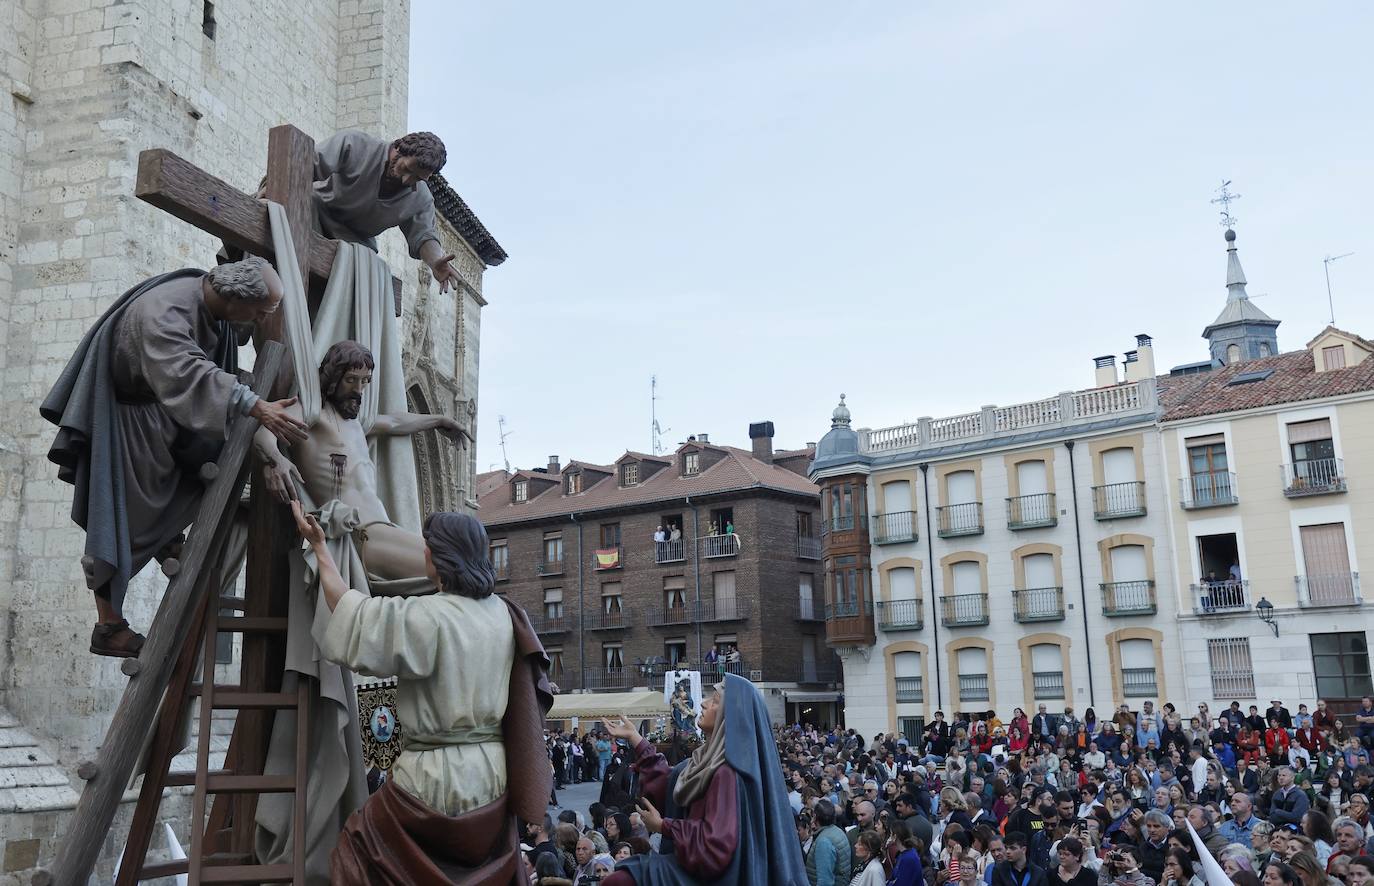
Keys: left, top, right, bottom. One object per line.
{"left": 1259, "top": 342, "right": 1272, "bottom": 357}
{"left": 1226, "top": 343, "right": 1241, "bottom": 364}
{"left": 407, "top": 384, "right": 447, "bottom": 517}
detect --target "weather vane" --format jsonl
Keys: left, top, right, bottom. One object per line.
{"left": 1211, "top": 179, "right": 1241, "bottom": 229}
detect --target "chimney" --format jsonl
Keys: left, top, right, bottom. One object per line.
{"left": 1093, "top": 355, "right": 1118, "bottom": 387}
{"left": 697, "top": 433, "right": 709, "bottom": 444}
{"left": 748, "top": 421, "right": 775, "bottom": 464}
{"left": 548, "top": 455, "right": 561, "bottom": 473}
{"left": 1134, "top": 333, "right": 1156, "bottom": 378}
{"left": 1122, "top": 350, "right": 1140, "bottom": 382}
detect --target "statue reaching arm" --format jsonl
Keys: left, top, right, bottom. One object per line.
{"left": 368, "top": 411, "right": 470, "bottom": 446}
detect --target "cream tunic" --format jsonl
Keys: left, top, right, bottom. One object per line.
{"left": 321, "top": 588, "right": 515, "bottom": 816}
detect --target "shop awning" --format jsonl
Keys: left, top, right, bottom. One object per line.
{"left": 547, "top": 690, "right": 670, "bottom": 721}
{"left": 785, "top": 691, "right": 842, "bottom": 703}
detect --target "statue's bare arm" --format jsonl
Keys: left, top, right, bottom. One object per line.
{"left": 254, "top": 401, "right": 310, "bottom": 503}
{"left": 369, "top": 411, "right": 469, "bottom": 446}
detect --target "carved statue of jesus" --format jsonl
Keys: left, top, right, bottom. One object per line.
{"left": 254, "top": 340, "right": 467, "bottom": 582}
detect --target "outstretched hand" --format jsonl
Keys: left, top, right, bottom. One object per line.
{"left": 264, "top": 459, "right": 304, "bottom": 504}
{"left": 290, "top": 500, "right": 326, "bottom": 547}
{"left": 604, "top": 715, "right": 642, "bottom": 748}
{"left": 438, "top": 417, "right": 470, "bottom": 447}
{"left": 430, "top": 253, "right": 459, "bottom": 294}
{"left": 252, "top": 396, "right": 308, "bottom": 445}
{"left": 636, "top": 795, "right": 664, "bottom": 835}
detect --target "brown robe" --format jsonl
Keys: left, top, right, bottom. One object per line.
{"left": 331, "top": 598, "right": 552, "bottom": 884}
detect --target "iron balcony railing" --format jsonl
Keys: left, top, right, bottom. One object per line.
{"left": 1192, "top": 580, "right": 1250, "bottom": 614}
{"left": 1180, "top": 472, "right": 1239, "bottom": 509}
{"left": 698, "top": 598, "right": 750, "bottom": 622}
{"left": 796, "top": 535, "right": 823, "bottom": 560}
{"left": 1007, "top": 493, "right": 1057, "bottom": 530}
{"left": 700, "top": 658, "right": 750, "bottom": 680}
{"left": 799, "top": 665, "right": 839, "bottom": 684}
{"left": 1122, "top": 667, "right": 1158, "bottom": 697}
{"left": 894, "top": 676, "right": 923, "bottom": 703}
{"left": 940, "top": 593, "right": 990, "bottom": 627}
{"left": 936, "top": 502, "right": 984, "bottom": 538}
{"left": 959, "top": 674, "right": 990, "bottom": 702}
{"left": 583, "top": 667, "right": 631, "bottom": 691}
{"left": 537, "top": 554, "right": 565, "bottom": 575}
{"left": 876, "top": 599, "right": 924, "bottom": 631}
{"left": 1013, "top": 587, "right": 1065, "bottom": 622}
{"left": 1092, "top": 481, "right": 1146, "bottom": 519}
{"left": 873, "top": 511, "right": 918, "bottom": 544}
{"left": 649, "top": 604, "right": 694, "bottom": 627}
{"left": 797, "top": 597, "right": 823, "bottom": 621}
{"left": 824, "top": 599, "right": 866, "bottom": 620}
{"left": 493, "top": 560, "right": 510, "bottom": 581}
{"left": 594, "top": 544, "right": 623, "bottom": 570}
{"left": 1295, "top": 572, "right": 1362, "bottom": 607}
{"left": 585, "top": 610, "right": 631, "bottom": 631}
{"left": 1032, "top": 670, "right": 1065, "bottom": 700}
{"left": 530, "top": 614, "right": 570, "bottom": 634}
{"left": 654, "top": 539, "right": 685, "bottom": 563}
{"left": 703, "top": 534, "right": 740, "bottom": 558}
{"left": 1282, "top": 458, "right": 1347, "bottom": 497}
{"left": 1101, "top": 580, "right": 1157, "bottom": 616}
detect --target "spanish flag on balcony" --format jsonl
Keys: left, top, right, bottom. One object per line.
{"left": 595, "top": 548, "right": 620, "bottom": 569}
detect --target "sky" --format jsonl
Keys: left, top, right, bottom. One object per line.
{"left": 409, "top": 3, "right": 1374, "bottom": 475}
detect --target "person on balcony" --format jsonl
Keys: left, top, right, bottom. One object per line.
{"left": 654, "top": 525, "right": 667, "bottom": 544}
{"left": 669, "top": 525, "right": 682, "bottom": 542}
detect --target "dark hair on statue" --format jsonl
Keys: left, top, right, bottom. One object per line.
{"left": 392, "top": 131, "right": 447, "bottom": 173}
{"left": 422, "top": 512, "right": 495, "bottom": 598}
{"left": 318, "top": 340, "right": 375, "bottom": 400}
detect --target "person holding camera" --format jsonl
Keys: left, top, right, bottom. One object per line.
{"left": 1051, "top": 835, "right": 1096, "bottom": 886}
{"left": 1097, "top": 844, "right": 1153, "bottom": 886}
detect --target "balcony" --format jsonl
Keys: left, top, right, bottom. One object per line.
{"left": 822, "top": 515, "right": 855, "bottom": 535}
{"left": 1033, "top": 670, "right": 1065, "bottom": 700}
{"left": 1122, "top": 667, "right": 1157, "bottom": 697}
{"left": 585, "top": 610, "right": 631, "bottom": 631}
{"left": 530, "top": 614, "right": 570, "bottom": 634}
{"left": 1006, "top": 493, "right": 1057, "bottom": 530}
{"left": 698, "top": 598, "right": 751, "bottom": 622}
{"left": 701, "top": 658, "right": 752, "bottom": 680}
{"left": 936, "top": 502, "right": 984, "bottom": 538}
{"left": 654, "top": 539, "right": 685, "bottom": 564}
{"left": 1296, "top": 572, "right": 1362, "bottom": 608}
{"left": 797, "top": 597, "right": 824, "bottom": 621}
{"left": 593, "top": 545, "right": 623, "bottom": 571}
{"left": 959, "top": 673, "right": 989, "bottom": 702}
{"left": 824, "top": 598, "right": 876, "bottom": 646}
{"left": 1282, "top": 458, "right": 1347, "bottom": 498}
{"left": 702, "top": 534, "right": 740, "bottom": 559}
{"left": 798, "top": 665, "right": 839, "bottom": 685}
{"left": 1101, "top": 580, "right": 1157, "bottom": 616}
{"left": 1093, "top": 481, "right": 1146, "bottom": 520}
{"left": 876, "top": 599, "right": 924, "bottom": 632}
{"left": 1180, "top": 472, "right": 1238, "bottom": 509}
{"left": 873, "top": 511, "right": 918, "bottom": 544}
{"left": 1013, "top": 586, "right": 1065, "bottom": 622}
{"left": 537, "top": 554, "right": 565, "bottom": 576}
{"left": 649, "top": 605, "right": 695, "bottom": 627}
{"left": 894, "top": 675, "right": 924, "bottom": 703}
{"left": 796, "top": 535, "right": 822, "bottom": 560}
{"left": 583, "top": 667, "right": 632, "bottom": 691}
{"left": 1191, "top": 580, "right": 1250, "bottom": 615}
{"left": 940, "top": 593, "right": 990, "bottom": 627}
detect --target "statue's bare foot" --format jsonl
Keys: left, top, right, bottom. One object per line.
{"left": 90, "top": 620, "right": 146, "bottom": 658}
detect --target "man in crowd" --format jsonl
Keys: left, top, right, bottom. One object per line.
{"left": 992, "top": 832, "right": 1047, "bottom": 886}
{"left": 806, "top": 799, "right": 851, "bottom": 886}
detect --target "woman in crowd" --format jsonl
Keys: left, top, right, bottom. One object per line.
{"left": 1162, "top": 847, "right": 1204, "bottom": 886}
{"left": 1286, "top": 851, "right": 1339, "bottom": 886}
{"left": 1301, "top": 810, "right": 1336, "bottom": 866}
{"left": 848, "top": 830, "right": 887, "bottom": 886}
{"left": 885, "top": 820, "right": 924, "bottom": 886}
{"left": 1051, "top": 835, "right": 1096, "bottom": 886}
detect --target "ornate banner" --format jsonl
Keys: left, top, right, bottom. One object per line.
{"left": 356, "top": 678, "right": 404, "bottom": 772}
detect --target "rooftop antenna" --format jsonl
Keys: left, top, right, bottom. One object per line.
{"left": 497, "top": 414, "right": 513, "bottom": 475}
{"left": 1211, "top": 179, "right": 1241, "bottom": 229}
{"left": 1323, "top": 252, "right": 1355, "bottom": 325}
{"left": 651, "top": 375, "right": 670, "bottom": 455}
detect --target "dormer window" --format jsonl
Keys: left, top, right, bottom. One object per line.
{"left": 621, "top": 463, "right": 639, "bottom": 487}
{"left": 514, "top": 480, "right": 528, "bottom": 503}
{"left": 566, "top": 472, "right": 582, "bottom": 495}
{"left": 1323, "top": 346, "right": 1346, "bottom": 371}
{"left": 684, "top": 452, "right": 700, "bottom": 475}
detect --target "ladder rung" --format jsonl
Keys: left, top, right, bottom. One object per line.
{"left": 218, "top": 595, "right": 247, "bottom": 611}
{"left": 165, "top": 768, "right": 229, "bottom": 787}
{"left": 189, "top": 683, "right": 241, "bottom": 696}
{"left": 200, "top": 863, "right": 294, "bottom": 884}
{"left": 215, "top": 616, "right": 287, "bottom": 633}
{"left": 139, "top": 859, "right": 188, "bottom": 878}
{"left": 212, "top": 691, "right": 297, "bottom": 710}
{"left": 205, "top": 773, "right": 296, "bottom": 794}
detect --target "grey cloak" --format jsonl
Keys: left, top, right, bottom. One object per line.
{"left": 41, "top": 271, "right": 240, "bottom": 611}
{"left": 313, "top": 130, "right": 441, "bottom": 259}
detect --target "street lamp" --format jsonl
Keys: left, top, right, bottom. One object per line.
{"left": 1255, "top": 597, "right": 1278, "bottom": 638}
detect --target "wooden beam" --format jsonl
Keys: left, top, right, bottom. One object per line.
{"left": 45, "top": 343, "right": 286, "bottom": 886}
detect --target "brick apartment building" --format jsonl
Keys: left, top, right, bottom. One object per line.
{"left": 477, "top": 423, "right": 843, "bottom": 726}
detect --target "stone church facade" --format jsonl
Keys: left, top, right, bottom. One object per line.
{"left": 0, "top": 0, "right": 501, "bottom": 874}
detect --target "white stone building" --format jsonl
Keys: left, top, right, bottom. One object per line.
{"left": 808, "top": 350, "right": 1184, "bottom": 742}
{"left": 0, "top": 0, "right": 502, "bottom": 875}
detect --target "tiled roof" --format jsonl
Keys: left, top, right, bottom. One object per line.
{"left": 1159, "top": 347, "right": 1374, "bottom": 421}
{"left": 479, "top": 445, "right": 817, "bottom": 526}
{"left": 427, "top": 173, "right": 508, "bottom": 267}
{"left": 476, "top": 470, "right": 509, "bottom": 498}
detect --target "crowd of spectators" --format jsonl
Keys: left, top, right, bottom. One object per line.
{"left": 776, "top": 696, "right": 1374, "bottom": 886}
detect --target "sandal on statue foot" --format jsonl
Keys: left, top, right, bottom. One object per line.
{"left": 90, "top": 620, "right": 146, "bottom": 658}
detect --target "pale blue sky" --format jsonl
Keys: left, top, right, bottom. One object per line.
{"left": 409, "top": 3, "right": 1374, "bottom": 474}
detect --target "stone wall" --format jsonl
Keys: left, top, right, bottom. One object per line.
{"left": 0, "top": 0, "right": 488, "bottom": 875}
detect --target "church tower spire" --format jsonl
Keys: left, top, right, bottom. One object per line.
{"left": 1201, "top": 184, "right": 1279, "bottom": 366}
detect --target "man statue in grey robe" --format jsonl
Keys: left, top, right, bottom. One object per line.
{"left": 313, "top": 129, "right": 463, "bottom": 293}
{"left": 42, "top": 257, "right": 308, "bottom": 657}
